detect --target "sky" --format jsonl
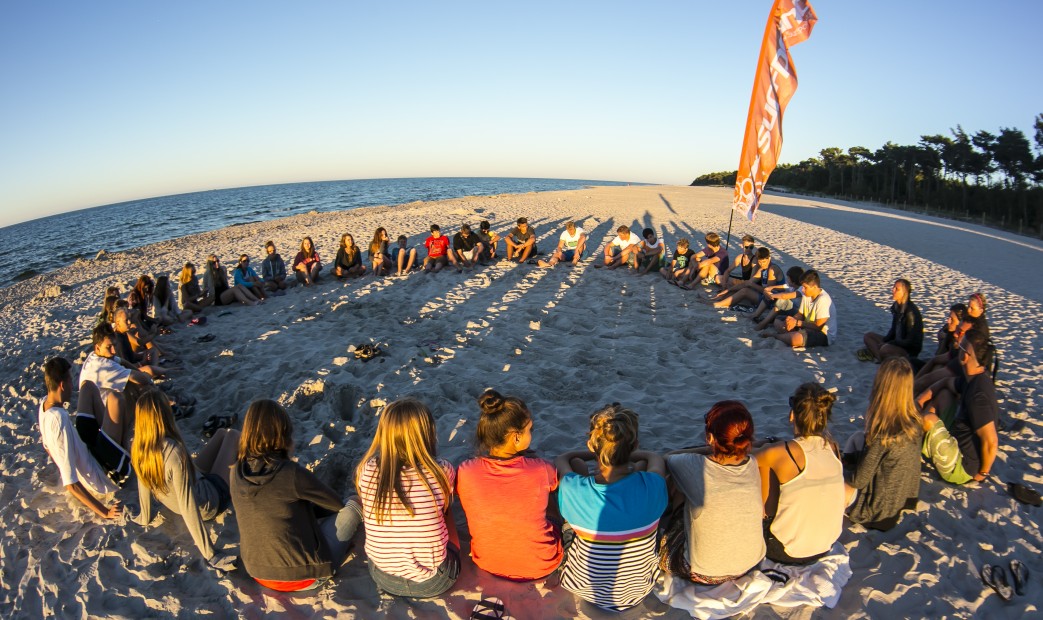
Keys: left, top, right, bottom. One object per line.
{"left": 2, "top": 1, "right": 1041, "bottom": 228}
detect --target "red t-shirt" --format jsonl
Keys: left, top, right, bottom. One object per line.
{"left": 457, "top": 455, "right": 562, "bottom": 580}
{"left": 425, "top": 235, "right": 450, "bottom": 258}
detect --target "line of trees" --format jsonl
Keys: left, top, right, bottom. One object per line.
{"left": 692, "top": 114, "right": 1043, "bottom": 236}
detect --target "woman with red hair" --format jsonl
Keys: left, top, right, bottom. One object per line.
{"left": 661, "top": 401, "right": 764, "bottom": 584}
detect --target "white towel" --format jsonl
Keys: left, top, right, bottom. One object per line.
{"left": 655, "top": 543, "right": 852, "bottom": 619}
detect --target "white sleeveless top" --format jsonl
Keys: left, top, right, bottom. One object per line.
{"left": 771, "top": 436, "right": 845, "bottom": 558}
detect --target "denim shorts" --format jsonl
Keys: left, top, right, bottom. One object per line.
{"left": 368, "top": 545, "right": 460, "bottom": 598}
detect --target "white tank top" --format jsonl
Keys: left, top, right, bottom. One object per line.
{"left": 771, "top": 436, "right": 845, "bottom": 558}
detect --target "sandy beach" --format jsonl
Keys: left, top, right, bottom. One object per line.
{"left": 1, "top": 184, "right": 1040, "bottom": 619}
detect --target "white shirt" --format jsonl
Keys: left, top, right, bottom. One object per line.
{"left": 560, "top": 227, "right": 585, "bottom": 249}
{"left": 79, "top": 353, "right": 131, "bottom": 393}
{"left": 38, "top": 401, "right": 117, "bottom": 495}
{"left": 798, "top": 289, "right": 837, "bottom": 344}
{"left": 611, "top": 233, "right": 640, "bottom": 249}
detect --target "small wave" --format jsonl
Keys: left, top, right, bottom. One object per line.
{"left": 14, "top": 268, "right": 40, "bottom": 282}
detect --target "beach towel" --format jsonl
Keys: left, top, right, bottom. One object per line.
{"left": 655, "top": 542, "right": 851, "bottom": 619}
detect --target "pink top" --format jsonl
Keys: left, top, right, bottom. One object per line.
{"left": 358, "top": 458, "right": 455, "bottom": 581}
{"left": 457, "top": 455, "right": 562, "bottom": 579}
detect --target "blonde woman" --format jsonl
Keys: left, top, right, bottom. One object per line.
{"left": 178, "top": 262, "right": 213, "bottom": 313}
{"left": 843, "top": 358, "right": 922, "bottom": 528}
{"left": 355, "top": 398, "right": 458, "bottom": 598}
{"left": 230, "top": 400, "right": 362, "bottom": 592}
{"left": 368, "top": 228, "right": 393, "bottom": 276}
{"left": 131, "top": 389, "right": 238, "bottom": 571}
{"left": 554, "top": 404, "right": 667, "bottom": 612}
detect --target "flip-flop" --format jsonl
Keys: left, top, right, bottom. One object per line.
{"left": 1010, "top": 559, "right": 1029, "bottom": 596}
{"left": 470, "top": 597, "right": 505, "bottom": 620}
{"left": 1009, "top": 482, "right": 1042, "bottom": 507}
{"left": 195, "top": 333, "right": 216, "bottom": 343}
{"left": 981, "top": 564, "right": 1014, "bottom": 601}
{"left": 202, "top": 414, "right": 238, "bottom": 438}
{"left": 855, "top": 347, "right": 875, "bottom": 362}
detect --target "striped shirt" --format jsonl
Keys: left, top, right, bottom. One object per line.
{"left": 558, "top": 471, "right": 668, "bottom": 611}
{"left": 358, "top": 458, "right": 455, "bottom": 582}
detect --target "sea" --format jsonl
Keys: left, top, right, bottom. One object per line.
{"left": 0, "top": 177, "right": 634, "bottom": 289}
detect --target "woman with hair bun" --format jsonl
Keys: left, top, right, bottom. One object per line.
{"left": 456, "top": 389, "right": 562, "bottom": 580}
{"left": 554, "top": 404, "right": 667, "bottom": 612}
{"left": 755, "top": 383, "right": 845, "bottom": 565}
{"left": 661, "top": 400, "right": 764, "bottom": 584}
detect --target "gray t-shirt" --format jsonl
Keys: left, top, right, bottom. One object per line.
{"left": 665, "top": 453, "right": 765, "bottom": 577}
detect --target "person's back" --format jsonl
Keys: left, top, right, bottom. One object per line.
{"left": 846, "top": 434, "right": 921, "bottom": 525}
{"left": 457, "top": 454, "right": 561, "bottom": 580}
{"left": 771, "top": 436, "right": 844, "bottom": 558}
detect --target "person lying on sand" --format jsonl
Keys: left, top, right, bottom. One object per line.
{"left": 393, "top": 234, "right": 418, "bottom": 275}
{"left": 603, "top": 225, "right": 641, "bottom": 270}
{"left": 679, "top": 232, "right": 729, "bottom": 289}
{"left": 917, "top": 328, "right": 999, "bottom": 485}
{"left": 763, "top": 270, "right": 836, "bottom": 349}
{"left": 857, "top": 279, "right": 923, "bottom": 363}
{"left": 261, "top": 241, "right": 295, "bottom": 294}
{"left": 38, "top": 357, "right": 124, "bottom": 520}
{"left": 660, "top": 237, "right": 695, "bottom": 283}
{"left": 505, "top": 217, "right": 537, "bottom": 263}
{"left": 453, "top": 224, "right": 484, "bottom": 271}
{"left": 538, "top": 220, "right": 586, "bottom": 268}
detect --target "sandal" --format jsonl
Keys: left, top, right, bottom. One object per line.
{"left": 172, "top": 402, "right": 195, "bottom": 420}
{"left": 202, "top": 414, "right": 238, "bottom": 438}
{"left": 195, "top": 333, "right": 216, "bottom": 343}
{"left": 353, "top": 344, "right": 381, "bottom": 361}
{"left": 1009, "top": 482, "right": 1042, "bottom": 507}
{"left": 470, "top": 597, "right": 506, "bottom": 620}
{"left": 1010, "top": 559, "right": 1029, "bottom": 596}
{"left": 981, "top": 564, "right": 1014, "bottom": 601}
{"left": 855, "top": 347, "right": 875, "bottom": 362}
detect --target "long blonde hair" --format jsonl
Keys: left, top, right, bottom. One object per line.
{"left": 864, "top": 358, "right": 922, "bottom": 447}
{"left": 179, "top": 262, "right": 195, "bottom": 285}
{"left": 132, "top": 388, "right": 193, "bottom": 494}
{"left": 587, "top": 403, "right": 639, "bottom": 469}
{"left": 354, "top": 398, "right": 450, "bottom": 524}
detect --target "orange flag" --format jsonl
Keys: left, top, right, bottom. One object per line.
{"left": 732, "top": 0, "right": 818, "bottom": 221}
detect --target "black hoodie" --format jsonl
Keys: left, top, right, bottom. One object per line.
{"left": 230, "top": 455, "right": 346, "bottom": 581}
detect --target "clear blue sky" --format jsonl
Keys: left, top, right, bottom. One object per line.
{"left": 2, "top": 1, "right": 1041, "bottom": 228}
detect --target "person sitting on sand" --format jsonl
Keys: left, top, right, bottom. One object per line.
{"left": 393, "top": 234, "right": 418, "bottom": 276}
{"left": 843, "top": 358, "right": 922, "bottom": 529}
{"left": 356, "top": 398, "right": 458, "bottom": 598}
{"left": 914, "top": 312, "right": 977, "bottom": 396}
{"left": 456, "top": 389, "right": 562, "bottom": 581}
{"left": 680, "top": 232, "right": 729, "bottom": 288}
{"left": 476, "top": 220, "right": 500, "bottom": 262}
{"left": 127, "top": 289, "right": 159, "bottom": 339}
{"left": 423, "top": 224, "right": 457, "bottom": 273}
{"left": 333, "top": 233, "right": 367, "bottom": 279}
{"left": 917, "top": 328, "right": 998, "bottom": 485}
{"left": 505, "top": 217, "right": 538, "bottom": 263}
{"left": 767, "top": 270, "right": 836, "bottom": 349}
{"left": 752, "top": 265, "right": 804, "bottom": 330}
{"left": 452, "top": 224, "right": 484, "bottom": 270}
{"left": 232, "top": 254, "right": 268, "bottom": 302}
{"left": 661, "top": 401, "right": 764, "bottom": 585}
{"left": 131, "top": 389, "right": 238, "bottom": 571}
{"left": 709, "top": 247, "right": 783, "bottom": 309}
{"left": 368, "top": 228, "right": 393, "bottom": 277}
{"left": 151, "top": 275, "right": 190, "bottom": 325}
{"left": 96, "top": 293, "right": 121, "bottom": 329}
{"left": 260, "top": 241, "right": 293, "bottom": 294}
{"left": 603, "top": 225, "right": 642, "bottom": 270}
{"left": 755, "top": 383, "right": 844, "bottom": 565}
{"left": 726, "top": 235, "right": 757, "bottom": 286}
{"left": 132, "top": 275, "right": 157, "bottom": 332}
{"left": 934, "top": 303, "right": 967, "bottom": 357}
{"left": 38, "top": 357, "right": 123, "bottom": 520}
{"left": 539, "top": 220, "right": 586, "bottom": 268}
{"left": 967, "top": 292, "right": 989, "bottom": 338}
{"left": 80, "top": 323, "right": 155, "bottom": 450}
{"left": 178, "top": 262, "right": 214, "bottom": 313}
{"left": 556, "top": 404, "right": 667, "bottom": 612}
{"left": 204, "top": 255, "right": 261, "bottom": 306}
{"left": 636, "top": 228, "right": 666, "bottom": 275}
{"left": 858, "top": 279, "right": 923, "bottom": 363}
{"left": 292, "top": 237, "right": 323, "bottom": 285}
{"left": 660, "top": 238, "right": 695, "bottom": 284}
{"left": 232, "top": 399, "right": 363, "bottom": 591}
{"left": 112, "top": 308, "right": 170, "bottom": 378}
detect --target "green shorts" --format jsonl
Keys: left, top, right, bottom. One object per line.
{"left": 922, "top": 419, "right": 973, "bottom": 485}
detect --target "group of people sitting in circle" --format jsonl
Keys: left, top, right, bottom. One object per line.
{"left": 35, "top": 218, "right": 1001, "bottom": 613}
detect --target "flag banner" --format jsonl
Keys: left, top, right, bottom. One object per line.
{"left": 732, "top": 0, "right": 817, "bottom": 221}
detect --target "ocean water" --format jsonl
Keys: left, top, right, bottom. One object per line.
{"left": 0, "top": 177, "right": 633, "bottom": 288}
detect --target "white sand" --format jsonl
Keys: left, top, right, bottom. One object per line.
{"left": 1, "top": 185, "right": 1040, "bottom": 619}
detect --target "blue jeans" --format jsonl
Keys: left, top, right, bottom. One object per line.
{"left": 368, "top": 545, "right": 460, "bottom": 598}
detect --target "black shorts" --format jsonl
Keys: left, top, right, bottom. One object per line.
{"left": 800, "top": 328, "right": 829, "bottom": 348}
{"left": 427, "top": 255, "right": 448, "bottom": 267}
{"left": 75, "top": 414, "right": 132, "bottom": 486}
